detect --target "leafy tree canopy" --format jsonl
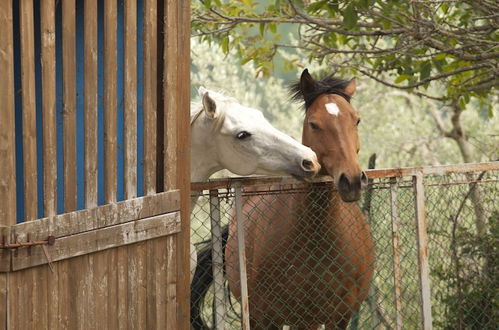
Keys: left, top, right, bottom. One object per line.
{"left": 192, "top": 0, "right": 498, "bottom": 112}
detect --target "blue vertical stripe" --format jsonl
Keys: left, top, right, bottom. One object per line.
{"left": 14, "top": 0, "right": 146, "bottom": 220}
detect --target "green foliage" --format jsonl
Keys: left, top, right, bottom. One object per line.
{"left": 192, "top": 0, "right": 498, "bottom": 107}
{"left": 432, "top": 210, "right": 498, "bottom": 329}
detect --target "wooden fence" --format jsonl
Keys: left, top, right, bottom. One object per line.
{"left": 0, "top": 0, "right": 190, "bottom": 329}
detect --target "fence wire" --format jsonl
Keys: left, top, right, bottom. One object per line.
{"left": 191, "top": 168, "right": 498, "bottom": 329}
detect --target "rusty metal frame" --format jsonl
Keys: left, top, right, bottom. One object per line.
{"left": 192, "top": 161, "right": 499, "bottom": 191}
{"left": 209, "top": 189, "right": 227, "bottom": 330}
{"left": 413, "top": 172, "right": 433, "bottom": 329}
{"left": 234, "top": 183, "right": 251, "bottom": 330}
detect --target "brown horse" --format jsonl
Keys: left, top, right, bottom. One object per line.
{"left": 223, "top": 69, "right": 374, "bottom": 329}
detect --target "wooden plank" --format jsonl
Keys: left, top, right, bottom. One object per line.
{"left": 0, "top": 0, "right": 17, "bottom": 227}
{"left": 143, "top": 0, "right": 158, "bottom": 196}
{"left": 84, "top": 0, "right": 98, "bottom": 208}
{"left": 117, "top": 246, "right": 128, "bottom": 329}
{"left": 0, "top": 273, "right": 7, "bottom": 330}
{"left": 0, "top": 226, "right": 11, "bottom": 272}
{"left": 106, "top": 248, "right": 118, "bottom": 329}
{"left": 93, "top": 250, "right": 109, "bottom": 329}
{"left": 389, "top": 177, "right": 403, "bottom": 330}
{"left": 62, "top": 0, "right": 77, "bottom": 212}
{"left": 11, "top": 190, "right": 180, "bottom": 243}
{"left": 175, "top": 2, "right": 191, "bottom": 328}
{"left": 104, "top": 0, "right": 118, "bottom": 204}
{"left": 11, "top": 212, "right": 181, "bottom": 271}
{"left": 146, "top": 237, "right": 168, "bottom": 329}
{"left": 163, "top": 0, "right": 178, "bottom": 191}
{"left": 57, "top": 259, "right": 70, "bottom": 329}
{"left": 124, "top": 0, "right": 138, "bottom": 200}
{"left": 166, "top": 234, "right": 177, "bottom": 330}
{"left": 127, "top": 242, "right": 147, "bottom": 329}
{"left": 413, "top": 172, "right": 433, "bottom": 329}
{"left": 32, "top": 266, "right": 49, "bottom": 329}
{"left": 41, "top": 0, "right": 57, "bottom": 217}
{"left": 47, "top": 254, "right": 60, "bottom": 329}
{"left": 19, "top": 0, "right": 38, "bottom": 221}
{"left": 68, "top": 255, "right": 89, "bottom": 329}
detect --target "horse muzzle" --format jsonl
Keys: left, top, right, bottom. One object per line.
{"left": 338, "top": 171, "right": 368, "bottom": 202}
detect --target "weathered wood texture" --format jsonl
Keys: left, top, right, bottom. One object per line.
{"left": 143, "top": 0, "right": 158, "bottom": 196}
{"left": 0, "top": 0, "right": 17, "bottom": 227}
{"left": 84, "top": 0, "right": 98, "bottom": 208}
{"left": 173, "top": 1, "right": 191, "bottom": 328}
{"left": 20, "top": 0, "right": 38, "bottom": 220}
{"left": 124, "top": 0, "right": 138, "bottom": 200}
{"left": 41, "top": 0, "right": 57, "bottom": 216}
{"left": 104, "top": 0, "right": 118, "bottom": 204}
{"left": 7, "top": 236, "right": 178, "bottom": 330}
{"left": 62, "top": 0, "right": 77, "bottom": 212}
{"left": 1, "top": 1, "right": 191, "bottom": 329}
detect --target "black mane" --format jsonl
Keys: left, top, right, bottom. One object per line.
{"left": 289, "top": 76, "right": 352, "bottom": 110}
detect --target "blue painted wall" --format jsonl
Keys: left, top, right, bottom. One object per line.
{"left": 14, "top": 0, "right": 145, "bottom": 222}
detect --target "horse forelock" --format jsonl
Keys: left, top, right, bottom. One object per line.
{"left": 289, "top": 76, "right": 352, "bottom": 110}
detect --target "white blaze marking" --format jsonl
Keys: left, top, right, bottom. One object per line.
{"left": 325, "top": 103, "right": 340, "bottom": 116}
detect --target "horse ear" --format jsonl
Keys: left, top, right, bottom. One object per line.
{"left": 202, "top": 92, "right": 217, "bottom": 119}
{"left": 198, "top": 86, "right": 208, "bottom": 98}
{"left": 299, "top": 69, "right": 315, "bottom": 94}
{"left": 344, "top": 79, "right": 356, "bottom": 96}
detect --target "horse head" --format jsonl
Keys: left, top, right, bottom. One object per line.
{"left": 291, "top": 69, "right": 367, "bottom": 202}
{"left": 191, "top": 87, "right": 320, "bottom": 182}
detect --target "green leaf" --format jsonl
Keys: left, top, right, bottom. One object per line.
{"left": 394, "top": 75, "right": 413, "bottom": 83}
{"left": 269, "top": 23, "right": 277, "bottom": 34}
{"left": 259, "top": 23, "right": 265, "bottom": 36}
{"left": 420, "top": 62, "right": 432, "bottom": 81}
{"left": 342, "top": 4, "right": 358, "bottom": 29}
{"left": 221, "top": 36, "right": 229, "bottom": 55}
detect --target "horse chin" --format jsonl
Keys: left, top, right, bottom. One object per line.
{"left": 338, "top": 189, "right": 362, "bottom": 203}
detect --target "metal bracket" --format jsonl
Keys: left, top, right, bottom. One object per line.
{"left": 1, "top": 236, "right": 56, "bottom": 272}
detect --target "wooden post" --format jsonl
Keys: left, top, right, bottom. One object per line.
{"left": 84, "top": 0, "right": 98, "bottom": 208}
{"left": 142, "top": 0, "right": 158, "bottom": 196}
{"left": 210, "top": 190, "right": 227, "bottom": 329}
{"left": 62, "top": 0, "right": 77, "bottom": 212}
{"left": 413, "top": 172, "right": 433, "bottom": 329}
{"left": 234, "top": 184, "right": 251, "bottom": 330}
{"left": 389, "top": 177, "right": 403, "bottom": 330}
{"left": 124, "top": 0, "right": 137, "bottom": 200}
{"left": 20, "top": 0, "right": 38, "bottom": 221}
{"left": 0, "top": 0, "right": 17, "bottom": 226}
{"left": 41, "top": 0, "right": 57, "bottom": 217}
{"left": 104, "top": 0, "right": 118, "bottom": 204}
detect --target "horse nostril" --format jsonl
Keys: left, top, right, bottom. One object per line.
{"left": 339, "top": 173, "right": 350, "bottom": 190}
{"left": 360, "top": 171, "right": 368, "bottom": 186}
{"left": 302, "top": 159, "right": 314, "bottom": 171}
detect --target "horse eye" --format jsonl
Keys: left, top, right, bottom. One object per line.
{"left": 310, "top": 122, "right": 320, "bottom": 131}
{"left": 236, "top": 131, "right": 252, "bottom": 140}
{"left": 356, "top": 118, "right": 361, "bottom": 126}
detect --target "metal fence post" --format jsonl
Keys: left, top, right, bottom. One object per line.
{"left": 390, "top": 177, "right": 403, "bottom": 330}
{"left": 413, "top": 172, "right": 433, "bottom": 329}
{"left": 234, "top": 183, "right": 251, "bottom": 330}
{"left": 209, "top": 189, "right": 226, "bottom": 330}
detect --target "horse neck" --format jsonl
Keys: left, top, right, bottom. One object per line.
{"left": 295, "top": 183, "right": 362, "bottom": 238}
{"left": 190, "top": 118, "right": 223, "bottom": 183}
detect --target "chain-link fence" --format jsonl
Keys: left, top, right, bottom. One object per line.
{"left": 190, "top": 163, "right": 499, "bottom": 329}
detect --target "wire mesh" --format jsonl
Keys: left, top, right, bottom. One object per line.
{"left": 190, "top": 168, "right": 498, "bottom": 329}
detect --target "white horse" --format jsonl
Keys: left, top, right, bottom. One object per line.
{"left": 190, "top": 87, "right": 320, "bottom": 277}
